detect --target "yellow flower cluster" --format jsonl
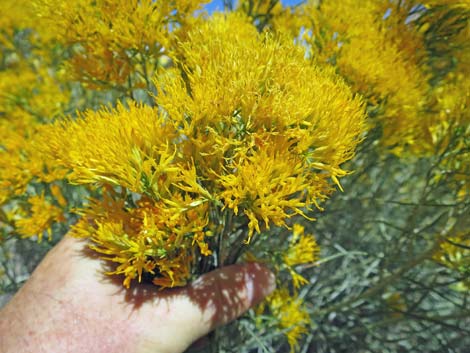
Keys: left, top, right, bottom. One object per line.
{"left": 428, "top": 75, "right": 469, "bottom": 150}
{"left": 72, "top": 189, "right": 210, "bottom": 288}
{"left": 0, "top": 61, "right": 69, "bottom": 204}
{"left": 0, "top": 64, "right": 69, "bottom": 119}
{"left": 260, "top": 1, "right": 468, "bottom": 204}
{"left": 37, "top": 13, "right": 365, "bottom": 288}
{"left": 301, "top": 0, "right": 430, "bottom": 151}
{"left": 283, "top": 224, "right": 320, "bottom": 288}
{"left": 15, "top": 194, "right": 64, "bottom": 242}
{"left": 39, "top": 101, "right": 177, "bottom": 192}
{"left": 34, "top": 0, "right": 208, "bottom": 88}
{"left": 0, "top": 0, "right": 38, "bottom": 47}
{"left": 37, "top": 100, "right": 213, "bottom": 289}
{"left": 419, "top": 4, "right": 470, "bottom": 196}
{"left": 0, "top": 4, "right": 72, "bottom": 240}
{"left": 251, "top": 223, "right": 319, "bottom": 348}
{"left": 259, "top": 288, "right": 311, "bottom": 352}
{"left": 156, "top": 13, "right": 365, "bottom": 239}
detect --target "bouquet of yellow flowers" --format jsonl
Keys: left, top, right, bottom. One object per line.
{"left": 1, "top": 0, "right": 469, "bottom": 351}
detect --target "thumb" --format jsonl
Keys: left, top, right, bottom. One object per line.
{"left": 139, "top": 263, "right": 276, "bottom": 353}
{"left": 186, "top": 262, "right": 276, "bottom": 333}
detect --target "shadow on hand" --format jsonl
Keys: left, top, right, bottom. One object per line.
{"left": 77, "top": 239, "right": 274, "bottom": 332}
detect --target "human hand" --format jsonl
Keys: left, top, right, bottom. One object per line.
{"left": 0, "top": 236, "right": 275, "bottom": 353}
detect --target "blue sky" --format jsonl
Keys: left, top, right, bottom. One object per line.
{"left": 204, "top": 0, "right": 304, "bottom": 13}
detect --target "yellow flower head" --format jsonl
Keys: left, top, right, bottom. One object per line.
{"left": 283, "top": 224, "right": 320, "bottom": 288}
{"left": 15, "top": 194, "right": 64, "bottom": 242}
{"left": 284, "top": 229, "right": 319, "bottom": 267}
{"left": 72, "top": 190, "right": 210, "bottom": 289}
{"left": 38, "top": 101, "right": 179, "bottom": 195}
{"left": 264, "top": 287, "right": 311, "bottom": 352}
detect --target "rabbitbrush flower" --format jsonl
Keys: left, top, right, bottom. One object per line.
{"left": 37, "top": 13, "right": 366, "bottom": 289}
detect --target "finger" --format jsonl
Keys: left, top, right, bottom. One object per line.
{"left": 135, "top": 263, "right": 275, "bottom": 353}
{"left": 180, "top": 263, "right": 276, "bottom": 343}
